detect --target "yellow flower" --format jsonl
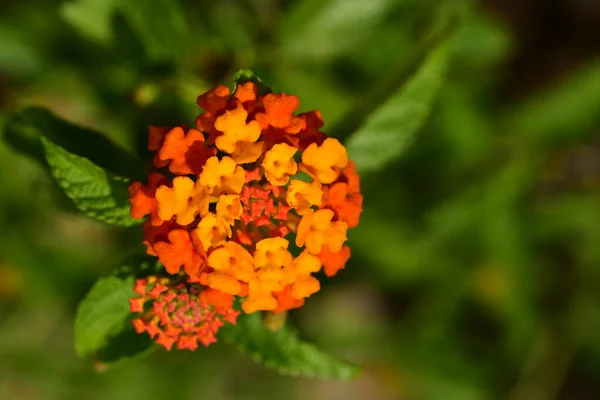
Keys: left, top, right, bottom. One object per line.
{"left": 199, "top": 156, "right": 245, "bottom": 197}
{"left": 155, "top": 176, "right": 209, "bottom": 225}
{"left": 288, "top": 252, "right": 321, "bottom": 299}
{"left": 194, "top": 213, "right": 232, "bottom": 250}
{"left": 301, "top": 138, "right": 348, "bottom": 184}
{"left": 262, "top": 143, "right": 297, "bottom": 186}
{"left": 207, "top": 241, "right": 254, "bottom": 295}
{"left": 296, "top": 209, "right": 348, "bottom": 254}
{"left": 214, "top": 106, "right": 264, "bottom": 163}
{"left": 254, "top": 237, "right": 293, "bottom": 269}
{"left": 216, "top": 194, "right": 243, "bottom": 225}
{"left": 286, "top": 179, "right": 323, "bottom": 215}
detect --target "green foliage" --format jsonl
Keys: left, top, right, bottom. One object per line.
{"left": 2, "top": 0, "right": 600, "bottom": 397}
{"left": 75, "top": 276, "right": 136, "bottom": 356}
{"left": 61, "top": 0, "right": 120, "bottom": 44}
{"left": 119, "top": 0, "right": 190, "bottom": 61}
{"left": 505, "top": 61, "right": 600, "bottom": 146}
{"left": 346, "top": 37, "right": 454, "bottom": 174}
{"left": 95, "top": 324, "right": 157, "bottom": 366}
{"left": 41, "top": 138, "right": 139, "bottom": 227}
{"left": 280, "top": 0, "right": 398, "bottom": 60}
{"left": 62, "top": 0, "right": 190, "bottom": 61}
{"left": 75, "top": 256, "right": 160, "bottom": 366}
{"left": 221, "top": 312, "right": 360, "bottom": 379}
{"left": 232, "top": 68, "right": 270, "bottom": 95}
{"left": 3, "top": 107, "right": 144, "bottom": 179}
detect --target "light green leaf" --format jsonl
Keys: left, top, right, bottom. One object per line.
{"left": 41, "top": 138, "right": 139, "bottom": 227}
{"left": 75, "top": 276, "right": 136, "bottom": 356}
{"left": 345, "top": 38, "right": 454, "bottom": 174}
{"left": 221, "top": 312, "right": 360, "bottom": 379}
{"left": 505, "top": 61, "right": 600, "bottom": 146}
{"left": 279, "top": 0, "right": 397, "bottom": 60}
{"left": 60, "top": 0, "right": 120, "bottom": 44}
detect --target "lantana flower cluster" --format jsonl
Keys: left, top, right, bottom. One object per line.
{"left": 127, "top": 81, "right": 363, "bottom": 350}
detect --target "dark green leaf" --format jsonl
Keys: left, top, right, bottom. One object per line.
{"left": 118, "top": 0, "right": 190, "bottom": 61}
{"left": 75, "top": 276, "right": 136, "bottom": 356}
{"left": 504, "top": 61, "right": 600, "bottom": 146}
{"left": 345, "top": 37, "right": 454, "bottom": 174}
{"left": 95, "top": 323, "right": 157, "bottom": 366}
{"left": 42, "top": 138, "right": 139, "bottom": 227}
{"left": 3, "top": 107, "right": 144, "bottom": 179}
{"left": 221, "top": 312, "right": 360, "bottom": 379}
{"left": 232, "top": 69, "right": 270, "bottom": 95}
{"left": 112, "top": 254, "right": 164, "bottom": 280}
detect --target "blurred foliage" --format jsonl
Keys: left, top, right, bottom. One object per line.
{"left": 1, "top": 0, "right": 600, "bottom": 399}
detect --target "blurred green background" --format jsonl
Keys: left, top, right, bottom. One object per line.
{"left": 2, "top": 0, "right": 600, "bottom": 399}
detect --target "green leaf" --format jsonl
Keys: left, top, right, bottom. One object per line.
{"left": 279, "top": 0, "right": 397, "bottom": 60}
{"left": 95, "top": 323, "right": 157, "bottom": 366}
{"left": 118, "top": 0, "right": 190, "bottom": 61}
{"left": 232, "top": 69, "right": 270, "bottom": 96}
{"left": 221, "top": 312, "right": 360, "bottom": 379}
{"left": 75, "top": 276, "right": 136, "bottom": 357}
{"left": 76, "top": 254, "right": 164, "bottom": 366}
{"left": 505, "top": 61, "right": 600, "bottom": 146}
{"left": 41, "top": 138, "right": 139, "bottom": 227}
{"left": 60, "top": 0, "right": 120, "bottom": 44}
{"left": 112, "top": 254, "right": 163, "bottom": 280}
{"left": 345, "top": 37, "right": 454, "bottom": 174}
{"left": 3, "top": 107, "right": 144, "bottom": 179}
{"left": 233, "top": 69, "right": 264, "bottom": 85}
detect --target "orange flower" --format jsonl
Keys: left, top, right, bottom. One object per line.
{"left": 324, "top": 182, "right": 363, "bottom": 228}
{"left": 199, "top": 156, "right": 245, "bottom": 196}
{"left": 207, "top": 241, "right": 254, "bottom": 295}
{"left": 199, "top": 288, "right": 235, "bottom": 310}
{"left": 286, "top": 179, "right": 323, "bottom": 215}
{"left": 157, "top": 127, "right": 215, "bottom": 175}
{"left": 196, "top": 84, "right": 230, "bottom": 114}
{"left": 301, "top": 138, "right": 348, "bottom": 184}
{"left": 233, "top": 81, "right": 258, "bottom": 104}
{"left": 129, "top": 78, "right": 364, "bottom": 331}
{"left": 296, "top": 111, "right": 326, "bottom": 151}
{"left": 296, "top": 209, "right": 348, "bottom": 254}
{"left": 154, "top": 230, "right": 203, "bottom": 276}
{"left": 255, "top": 93, "right": 306, "bottom": 134}
{"left": 340, "top": 161, "right": 361, "bottom": 193}
{"left": 319, "top": 245, "right": 351, "bottom": 277}
{"left": 288, "top": 252, "right": 321, "bottom": 299}
{"left": 130, "top": 277, "right": 239, "bottom": 351}
{"left": 262, "top": 143, "right": 298, "bottom": 186}
{"left": 272, "top": 285, "right": 305, "bottom": 313}
{"left": 142, "top": 219, "right": 178, "bottom": 256}
{"left": 128, "top": 172, "right": 166, "bottom": 226}
{"left": 155, "top": 176, "right": 209, "bottom": 225}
